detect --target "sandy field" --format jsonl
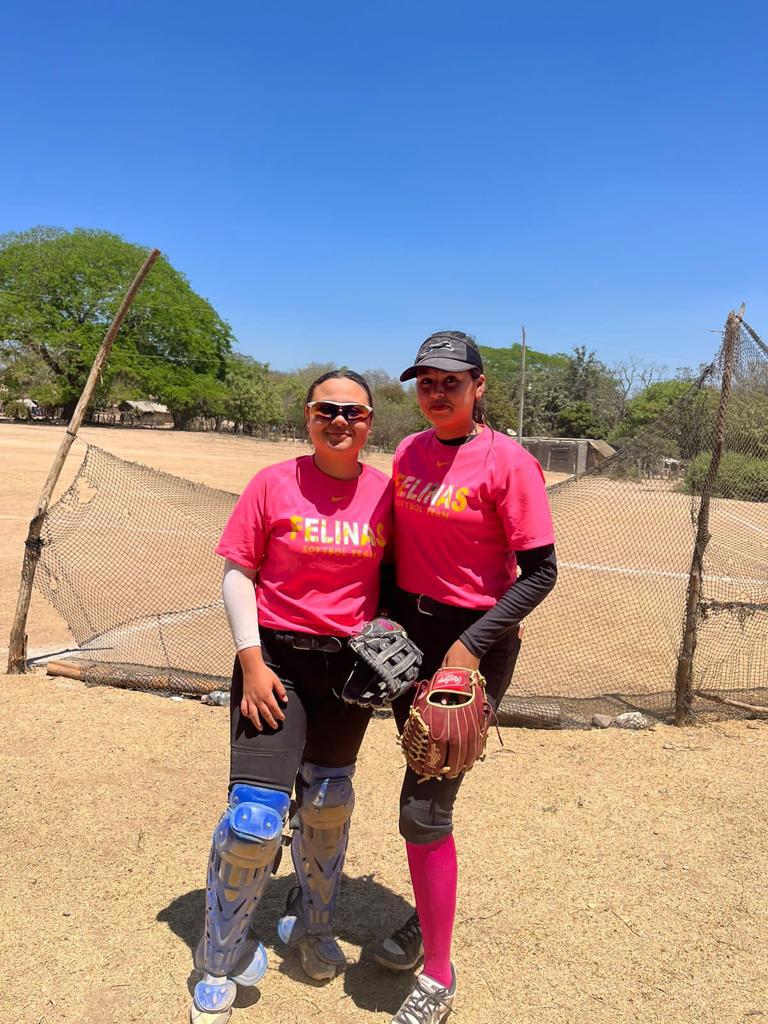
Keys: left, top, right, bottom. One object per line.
{"left": 1, "top": 423, "right": 766, "bottom": 1024}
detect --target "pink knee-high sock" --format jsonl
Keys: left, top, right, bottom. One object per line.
{"left": 406, "top": 835, "right": 457, "bottom": 988}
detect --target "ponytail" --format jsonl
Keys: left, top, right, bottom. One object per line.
{"left": 470, "top": 368, "right": 486, "bottom": 424}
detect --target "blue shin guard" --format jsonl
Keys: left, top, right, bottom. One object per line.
{"left": 193, "top": 785, "right": 289, "bottom": 1018}
{"left": 277, "top": 762, "right": 355, "bottom": 980}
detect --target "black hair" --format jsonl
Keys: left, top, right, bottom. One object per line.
{"left": 462, "top": 336, "right": 487, "bottom": 425}
{"left": 305, "top": 369, "right": 373, "bottom": 406}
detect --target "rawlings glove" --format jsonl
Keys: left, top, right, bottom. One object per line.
{"left": 400, "top": 667, "right": 493, "bottom": 781}
{"left": 343, "top": 617, "right": 423, "bottom": 708}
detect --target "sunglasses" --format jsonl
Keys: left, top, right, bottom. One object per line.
{"left": 306, "top": 400, "right": 373, "bottom": 422}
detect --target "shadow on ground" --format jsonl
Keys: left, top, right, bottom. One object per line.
{"left": 158, "top": 872, "right": 415, "bottom": 1013}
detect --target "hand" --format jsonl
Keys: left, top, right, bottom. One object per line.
{"left": 441, "top": 639, "right": 480, "bottom": 671}
{"left": 238, "top": 647, "right": 288, "bottom": 731}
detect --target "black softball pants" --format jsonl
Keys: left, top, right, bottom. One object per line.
{"left": 391, "top": 589, "right": 522, "bottom": 845}
{"left": 229, "top": 628, "right": 373, "bottom": 794}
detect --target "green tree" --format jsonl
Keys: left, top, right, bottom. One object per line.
{"left": 725, "top": 392, "right": 768, "bottom": 459}
{"left": 225, "top": 355, "right": 282, "bottom": 432}
{"left": 607, "top": 379, "right": 695, "bottom": 448}
{"left": 478, "top": 342, "right": 569, "bottom": 382}
{"left": 556, "top": 400, "right": 609, "bottom": 438}
{"left": 271, "top": 363, "right": 336, "bottom": 429}
{"left": 483, "top": 377, "right": 518, "bottom": 433}
{"left": 161, "top": 371, "right": 229, "bottom": 431}
{"left": 360, "top": 368, "right": 423, "bottom": 448}
{"left": 0, "top": 227, "right": 234, "bottom": 421}
{"left": 684, "top": 451, "right": 768, "bottom": 501}
{"left": 478, "top": 341, "right": 621, "bottom": 438}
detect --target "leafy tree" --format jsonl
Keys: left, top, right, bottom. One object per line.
{"left": 483, "top": 377, "right": 518, "bottom": 433}
{"left": 359, "top": 368, "right": 424, "bottom": 448}
{"left": 161, "top": 371, "right": 228, "bottom": 430}
{"left": 560, "top": 346, "right": 621, "bottom": 435}
{"left": 478, "top": 342, "right": 569, "bottom": 382}
{"left": 556, "top": 400, "right": 610, "bottom": 438}
{"left": 0, "top": 344, "right": 61, "bottom": 409}
{"left": 611, "top": 357, "right": 668, "bottom": 420}
{"left": 225, "top": 355, "right": 282, "bottom": 432}
{"left": 271, "top": 363, "right": 336, "bottom": 429}
{"left": 684, "top": 451, "right": 768, "bottom": 502}
{"left": 478, "top": 340, "right": 621, "bottom": 439}
{"left": 725, "top": 392, "right": 768, "bottom": 459}
{"left": 362, "top": 368, "right": 410, "bottom": 405}
{"left": 607, "top": 379, "right": 695, "bottom": 448}
{"left": 0, "top": 227, "right": 234, "bottom": 420}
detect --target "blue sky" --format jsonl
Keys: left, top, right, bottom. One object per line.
{"left": 2, "top": 1, "right": 766, "bottom": 377}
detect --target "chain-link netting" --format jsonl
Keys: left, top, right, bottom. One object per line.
{"left": 499, "top": 315, "right": 768, "bottom": 726}
{"left": 35, "top": 447, "right": 236, "bottom": 694}
{"left": 30, "top": 316, "right": 768, "bottom": 726}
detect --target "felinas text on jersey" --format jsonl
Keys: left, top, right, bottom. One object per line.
{"left": 289, "top": 514, "right": 388, "bottom": 556}
{"left": 394, "top": 472, "right": 470, "bottom": 518}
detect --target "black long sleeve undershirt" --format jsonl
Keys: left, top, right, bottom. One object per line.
{"left": 459, "top": 544, "right": 558, "bottom": 658}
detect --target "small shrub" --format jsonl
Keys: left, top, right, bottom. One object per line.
{"left": 684, "top": 451, "right": 768, "bottom": 502}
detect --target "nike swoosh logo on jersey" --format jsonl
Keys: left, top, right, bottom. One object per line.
{"left": 436, "top": 460, "right": 450, "bottom": 467}
{"left": 331, "top": 495, "right": 346, "bottom": 502}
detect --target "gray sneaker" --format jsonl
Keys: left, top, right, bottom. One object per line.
{"left": 390, "top": 966, "right": 456, "bottom": 1024}
{"left": 374, "top": 912, "right": 424, "bottom": 972}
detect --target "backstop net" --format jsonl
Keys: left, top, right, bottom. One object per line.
{"left": 500, "top": 314, "right": 768, "bottom": 726}
{"left": 29, "top": 315, "right": 768, "bottom": 726}
{"left": 33, "top": 448, "right": 237, "bottom": 695}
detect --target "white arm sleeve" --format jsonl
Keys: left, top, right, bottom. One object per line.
{"left": 222, "top": 559, "right": 261, "bottom": 651}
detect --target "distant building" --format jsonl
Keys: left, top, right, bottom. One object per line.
{"left": 0, "top": 397, "right": 46, "bottom": 420}
{"left": 118, "top": 400, "right": 173, "bottom": 428}
{"left": 520, "top": 437, "right": 616, "bottom": 476}
{"left": 21, "top": 398, "right": 44, "bottom": 419}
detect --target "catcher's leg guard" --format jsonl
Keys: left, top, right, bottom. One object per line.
{"left": 277, "top": 761, "right": 355, "bottom": 980}
{"left": 192, "top": 785, "right": 290, "bottom": 1022}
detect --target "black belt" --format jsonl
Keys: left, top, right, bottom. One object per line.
{"left": 397, "top": 588, "right": 482, "bottom": 625}
{"left": 267, "top": 629, "right": 345, "bottom": 653}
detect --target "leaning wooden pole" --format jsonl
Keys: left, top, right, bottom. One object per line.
{"left": 673, "top": 307, "right": 741, "bottom": 724}
{"left": 6, "top": 248, "right": 161, "bottom": 674}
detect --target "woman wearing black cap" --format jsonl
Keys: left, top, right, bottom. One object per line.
{"left": 376, "top": 332, "right": 558, "bottom": 1024}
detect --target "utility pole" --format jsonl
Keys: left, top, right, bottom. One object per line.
{"left": 517, "top": 325, "right": 527, "bottom": 440}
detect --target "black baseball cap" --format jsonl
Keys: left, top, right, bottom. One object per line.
{"left": 399, "top": 331, "right": 484, "bottom": 382}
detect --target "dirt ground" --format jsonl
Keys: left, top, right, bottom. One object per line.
{"left": 1, "top": 423, "right": 767, "bottom": 1024}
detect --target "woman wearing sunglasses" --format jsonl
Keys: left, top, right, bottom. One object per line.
{"left": 376, "top": 333, "right": 557, "bottom": 1024}
{"left": 191, "top": 370, "right": 392, "bottom": 1024}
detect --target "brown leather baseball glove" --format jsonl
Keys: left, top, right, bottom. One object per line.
{"left": 400, "top": 667, "right": 493, "bottom": 782}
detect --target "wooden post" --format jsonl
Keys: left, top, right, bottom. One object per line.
{"left": 673, "top": 308, "right": 741, "bottom": 724}
{"left": 517, "top": 325, "right": 527, "bottom": 441}
{"left": 694, "top": 689, "right": 768, "bottom": 716}
{"left": 6, "top": 248, "right": 161, "bottom": 673}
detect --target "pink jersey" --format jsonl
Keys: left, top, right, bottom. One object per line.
{"left": 216, "top": 456, "right": 393, "bottom": 636}
{"left": 393, "top": 428, "right": 555, "bottom": 609}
